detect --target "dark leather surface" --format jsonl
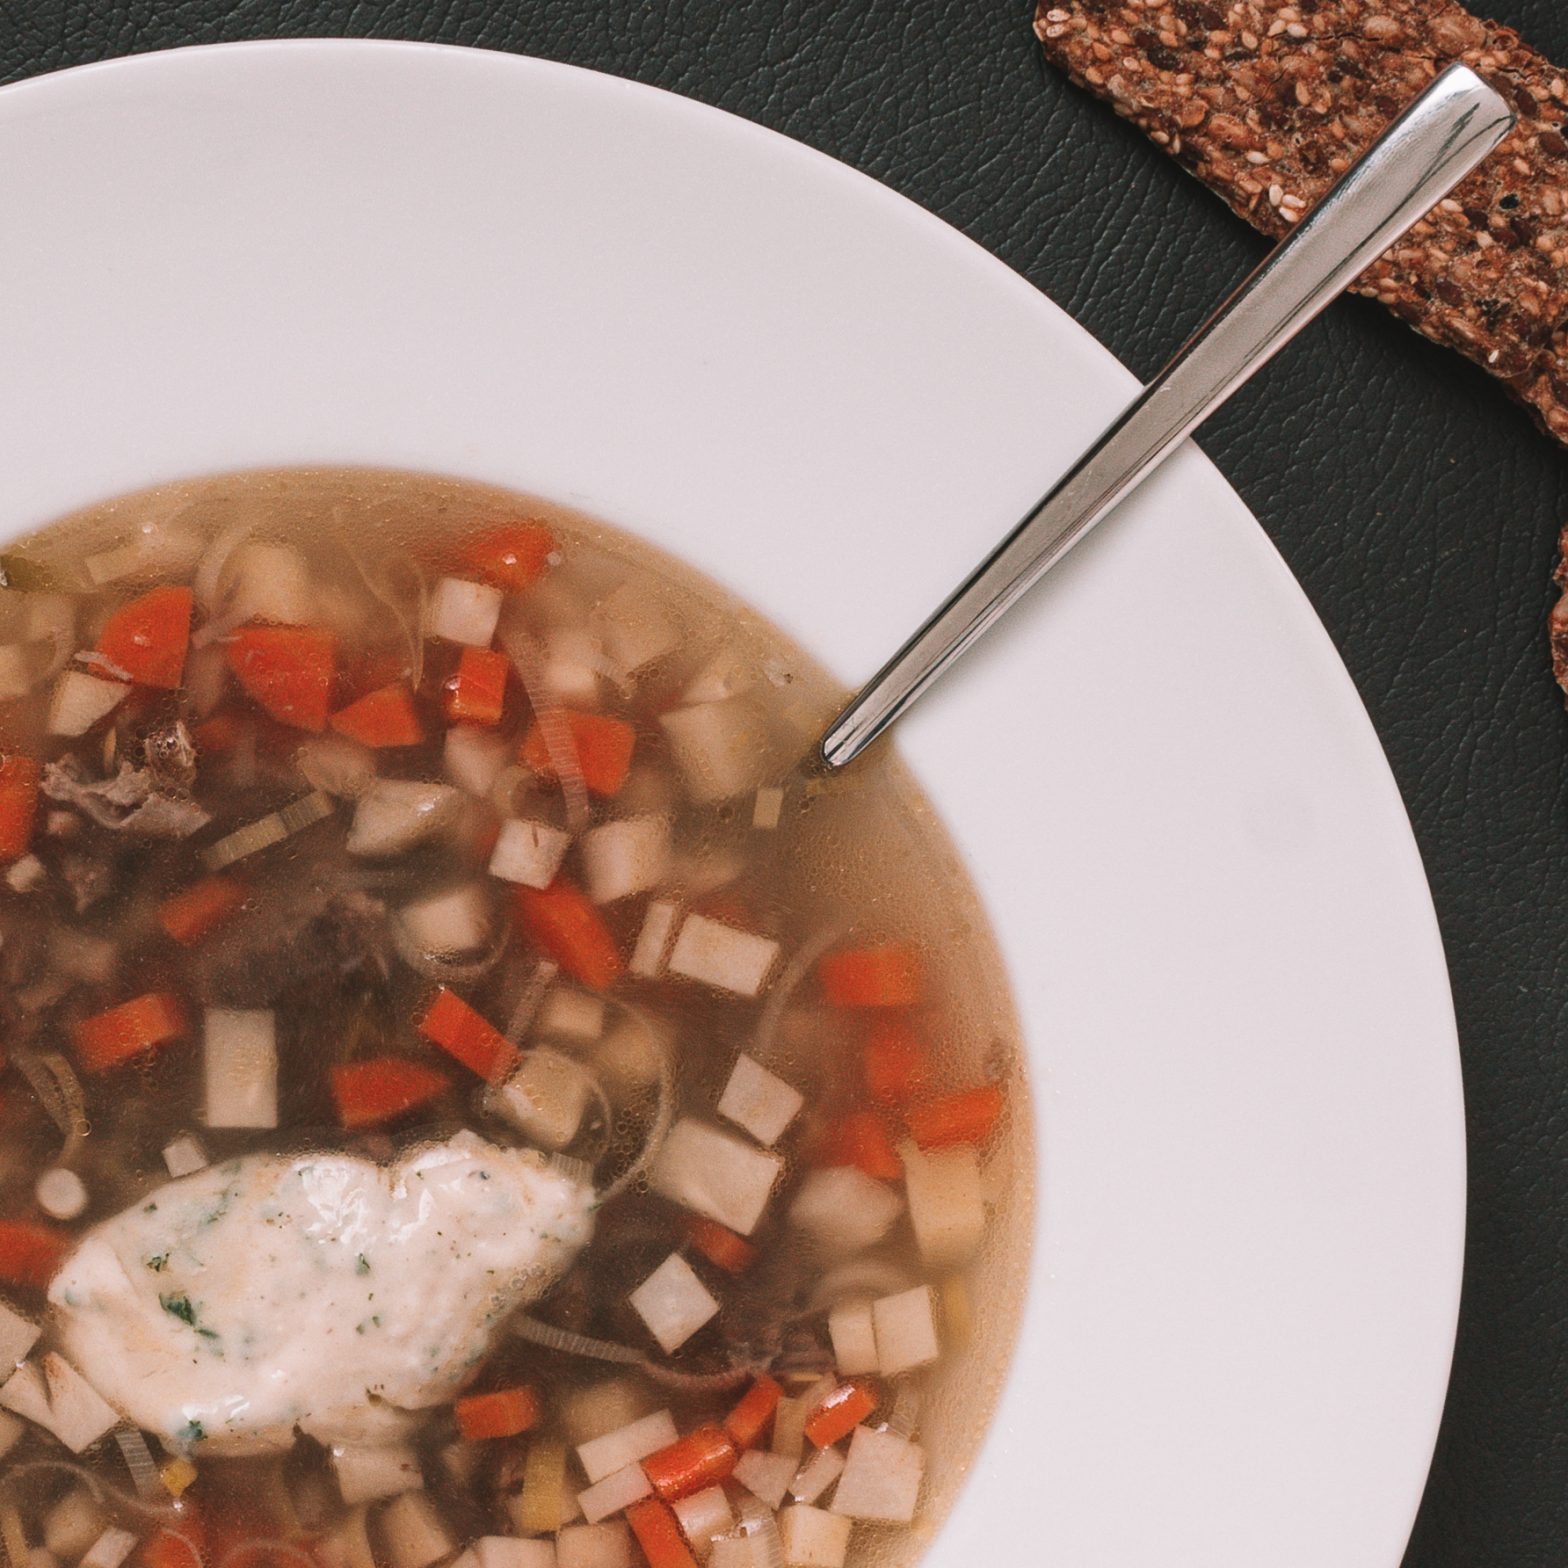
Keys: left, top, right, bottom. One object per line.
{"left": 3, "top": 3, "right": 1565, "bottom": 1563}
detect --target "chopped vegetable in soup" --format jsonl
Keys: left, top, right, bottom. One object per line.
{"left": 0, "top": 471, "right": 1030, "bottom": 1568}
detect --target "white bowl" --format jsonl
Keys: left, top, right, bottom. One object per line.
{"left": 0, "top": 40, "right": 1462, "bottom": 1568}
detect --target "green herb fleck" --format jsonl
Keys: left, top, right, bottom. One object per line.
{"left": 356, "top": 1254, "right": 371, "bottom": 1276}
{"left": 178, "top": 1419, "right": 205, "bottom": 1445}
{"left": 160, "top": 1293, "right": 197, "bottom": 1326}
{"left": 146, "top": 1254, "right": 169, "bottom": 1273}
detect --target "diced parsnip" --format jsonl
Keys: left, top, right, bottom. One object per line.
{"left": 562, "top": 1381, "right": 656, "bottom": 1447}
{"left": 202, "top": 1008, "right": 277, "bottom": 1130}
{"left": 332, "top": 1443, "right": 423, "bottom": 1504}
{"left": 591, "top": 583, "right": 681, "bottom": 679}
{"left": 829, "top": 1428, "right": 924, "bottom": 1523}
{"left": 0, "top": 1301, "right": 40, "bottom": 1370}
{"left": 788, "top": 1168, "right": 903, "bottom": 1258}
{"left": 708, "top": 1535, "right": 769, "bottom": 1568}
{"left": 380, "top": 1491, "right": 454, "bottom": 1568}
{"left": 595, "top": 1013, "right": 668, "bottom": 1093}
{"left": 900, "top": 1143, "right": 986, "bottom": 1268}
{"left": 659, "top": 699, "right": 772, "bottom": 804}
{"left": 732, "top": 1450, "right": 794, "bottom": 1511}
{"left": 0, "top": 1353, "right": 119, "bottom": 1452}
{"left": 47, "top": 672, "right": 126, "bottom": 736}
{"left": 161, "top": 1133, "right": 208, "bottom": 1178}
{"left": 555, "top": 1523, "right": 635, "bottom": 1568}
{"left": 43, "top": 1489, "right": 104, "bottom": 1559}
{"left": 535, "top": 987, "right": 605, "bottom": 1043}
{"left": 316, "top": 1505, "right": 377, "bottom": 1568}
{"left": 429, "top": 577, "right": 504, "bottom": 647}
{"left": 826, "top": 1303, "right": 877, "bottom": 1377}
{"left": 5, "top": 854, "right": 45, "bottom": 893}
{"left": 577, "top": 1462, "right": 653, "bottom": 1524}
{"left": 346, "top": 781, "right": 463, "bottom": 859}
{"left": 629, "top": 900, "right": 679, "bottom": 979}
{"left": 790, "top": 1447, "right": 845, "bottom": 1507}
{"left": 296, "top": 734, "right": 377, "bottom": 799}
{"left": 577, "top": 1410, "right": 679, "bottom": 1485}
{"left": 778, "top": 1506, "right": 852, "bottom": 1568}
{"left": 581, "top": 817, "right": 671, "bottom": 905}
{"left": 226, "top": 542, "right": 318, "bottom": 626}
{"left": 769, "top": 1397, "right": 809, "bottom": 1463}
{"left": 716, "top": 1055, "right": 803, "bottom": 1147}
{"left": 667, "top": 916, "right": 779, "bottom": 999}
{"left": 682, "top": 649, "right": 753, "bottom": 707}
{"left": 445, "top": 725, "right": 511, "bottom": 798}
{"left": 540, "top": 629, "right": 602, "bottom": 709}
{"left": 750, "top": 788, "right": 783, "bottom": 831}
{"left": 489, "top": 819, "right": 571, "bottom": 889}
{"left": 628, "top": 1255, "right": 720, "bottom": 1355}
{"left": 871, "top": 1286, "right": 940, "bottom": 1376}
{"left": 472, "top": 1539, "right": 556, "bottom": 1568}
{"left": 649, "top": 1120, "right": 784, "bottom": 1237}
{"left": 81, "top": 1529, "right": 138, "bottom": 1568}
{"left": 398, "top": 883, "right": 493, "bottom": 958}
{"left": 34, "top": 1169, "right": 88, "bottom": 1222}
{"left": 509, "top": 1437, "right": 568, "bottom": 1535}
{"left": 491, "top": 1053, "right": 592, "bottom": 1151}
{"left": 0, "top": 645, "right": 35, "bottom": 703}
{"left": 670, "top": 1487, "right": 734, "bottom": 1562}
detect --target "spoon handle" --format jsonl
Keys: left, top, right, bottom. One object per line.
{"left": 818, "top": 63, "right": 1514, "bottom": 771}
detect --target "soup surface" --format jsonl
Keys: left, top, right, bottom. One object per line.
{"left": 0, "top": 471, "right": 1031, "bottom": 1568}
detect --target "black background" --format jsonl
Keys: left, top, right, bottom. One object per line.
{"left": 5, "top": 3, "right": 1566, "bottom": 1564}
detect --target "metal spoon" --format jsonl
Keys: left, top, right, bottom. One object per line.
{"left": 818, "top": 63, "right": 1514, "bottom": 770}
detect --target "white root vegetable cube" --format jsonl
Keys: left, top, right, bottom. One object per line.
{"left": 347, "top": 781, "right": 462, "bottom": 858}
{"left": 5, "top": 854, "right": 44, "bottom": 894}
{"left": 0, "top": 1300, "right": 40, "bottom": 1371}
{"left": 581, "top": 817, "right": 671, "bottom": 904}
{"left": 555, "top": 1523, "right": 635, "bottom": 1568}
{"left": 592, "top": 584, "right": 681, "bottom": 677}
{"left": 576, "top": 1409, "right": 678, "bottom": 1484}
{"left": 671, "top": 1486, "right": 734, "bottom": 1560}
{"left": 659, "top": 699, "right": 772, "bottom": 803}
{"left": 540, "top": 629, "right": 602, "bottom": 708}
{"left": 649, "top": 1119, "right": 784, "bottom": 1237}
{"left": 47, "top": 671, "right": 126, "bottom": 736}
{"left": 901, "top": 1144, "right": 986, "bottom": 1268}
{"left": 381, "top": 1491, "right": 454, "bottom": 1568}
{"left": 35, "top": 1168, "right": 88, "bottom": 1221}
{"left": 788, "top": 1168, "right": 903, "bottom": 1258}
{"left": 203, "top": 1008, "right": 278, "bottom": 1130}
{"left": 682, "top": 648, "right": 753, "bottom": 706}
{"left": 751, "top": 787, "right": 783, "bottom": 831}
{"left": 667, "top": 916, "right": 779, "bottom": 998}
{"left": 826, "top": 1302, "right": 877, "bottom": 1376}
{"left": 332, "top": 1443, "right": 423, "bottom": 1503}
{"left": 0, "top": 1353, "right": 119, "bottom": 1452}
{"left": 44, "top": 1489, "right": 104, "bottom": 1559}
{"left": 717, "top": 1054, "right": 803, "bottom": 1146}
{"left": 535, "top": 987, "right": 606, "bottom": 1043}
{"left": 491, "top": 1053, "right": 593, "bottom": 1151}
{"left": 228, "top": 542, "right": 318, "bottom": 626}
{"left": 871, "top": 1286, "right": 940, "bottom": 1376}
{"left": 790, "top": 1447, "right": 846, "bottom": 1506}
{"left": 473, "top": 1539, "right": 556, "bottom": 1568}
{"left": 429, "top": 577, "right": 504, "bottom": 647}
{"left": 489, "top": 819, "right": 571, "bottom": 889}
{"left": 0, "top": 1412, "right": 21, "bottom": 1462}
{"left": 576, "top": 1461, "right": 653, "bottom": 1524}
{"left": 595, "top": 1014, "right": 668, "bottom": 1091}
{"left": 708, "top": 1535, "right": 770, "bottom": 1568}
{"left": 399, "top": 884, "right": 492, "bottom": 956}
{"left": 161, "top": 1133, "right": 208, "bottom": 1178}
{"left": 829, "top": 1428, "right": 924, "bottom": 1523}
{"left": 0, "top": 645, "right": 34, "bottom": 702}
{"left": 81, "top": 1530, "right": 138, "bottom": 1568}
{"left": 732, "top": 1449, "right": 795, "bottom": 1510}
{"left": 563, "top": 1381, "right": 657, "bottom": 1447}
{"left": 629, "top": 900, "right": 678, "bottom": 978}
{"left": 445, "top": 725, "right": 511, "bottom": 798}
{"left": 778, "top": 1506, "right": 852, "bottom": 1568}
{"left": 297, "top": 734, "right": 376, "bottom": 799}
{"left": 628, "top": 1254, "right": 720, "bottom": 1354}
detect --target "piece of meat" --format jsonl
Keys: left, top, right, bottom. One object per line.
{"left": 49, "top": 1133, "right": 594, "bottom": 1455}
{"left": 41, "top": 757, "right": 209, "bottom": 837}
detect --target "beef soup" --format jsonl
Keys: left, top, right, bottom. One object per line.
{"left": 0, "top": 470, "right": 1032, "bottom": 1568}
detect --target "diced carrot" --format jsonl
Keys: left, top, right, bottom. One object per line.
{"left": 330, "top": 681, "right": 424, "bottom": 748}
{"left": 626, "top": 1498, "right": 697, "bottom": 1568}
{"left": 158, "top": 876, "right": 248, "bottom": 945}
{"left": 862, "top": 1017, "right": 933, "bottom": 1106}
{"left": 443, "top": 646, "right": 509, "bottom": 727}
{"left": 455, "top": 1386, "right": 541, "bottom": 1441}
{"left": 724, "top": 1374, "right": 782, "bottom": 1451}
{"left": 416, "top": 987, "right": 520, "bottom": 1082}
{"left": 823, "top": 1111, "right": 902, "bottom": 1182}
{"left": 0, "top": 755, "right": 40, "bottom": 861}
{"left": 461, "top": 523, "right": 557, "bottom": 591}
{"left": 685, "top": 1216, "right": 756, "bottom": 1275}
{"left": 641, "top": 1425, "right": 737, "bottom": 1501}
{"left": 192, "top": 711, "right": 244, "bottom": 755}
{"left": 804, "top": 1381, "right": 877, "bottom": 1449}
{"left": 226, "top": 625, "right": 336, "bottom": 732}
{"left": 74, "top": 992, "right": 188, "bottom": 1074}
{"left": 331, "top": 1058, "right": 452, "bottom": 1130}
{"left": 819, "top": 943, "right": 921, "bottom": 1008}
{"left": 906, "top": 1084, "right": 1005, "bottom": 1150}
{"left": 520, "top": 710, "right": 635, "bottom": 798}
{"left": 0, "top": 1221, "right": 69, "bottom": 1290}
{"left": 515, "top": 882, "right": 623, "bottom": 991}
{"left": 97, "top": 586, "right": 193, "bottom": 690}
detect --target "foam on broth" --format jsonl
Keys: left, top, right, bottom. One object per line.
{"left": 0, "top": 470, "right": 1032, "bottom": 1568}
